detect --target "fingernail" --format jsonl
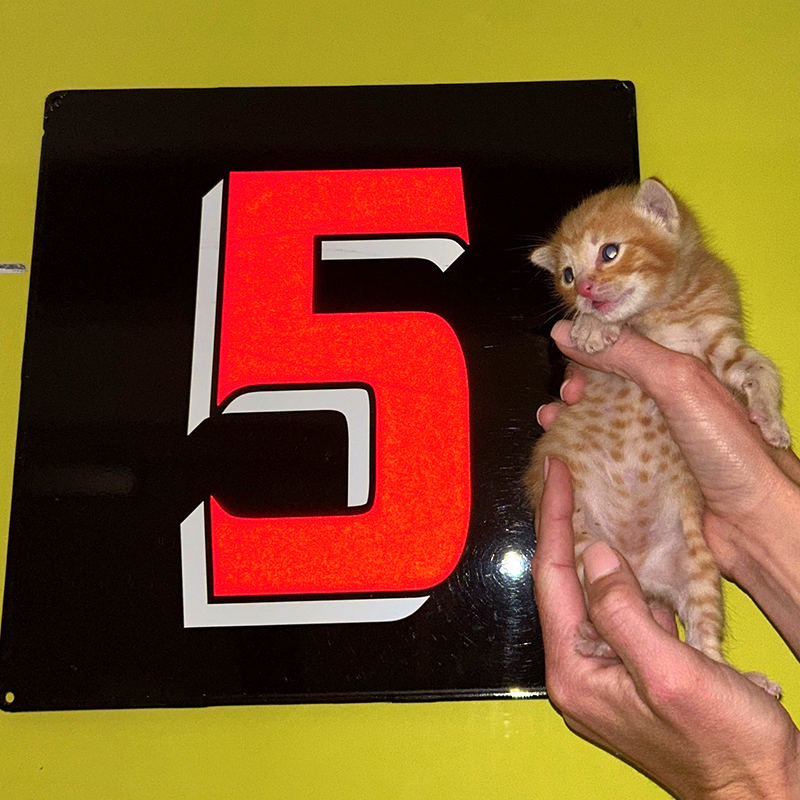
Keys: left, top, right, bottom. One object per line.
{"left": 543, "top": 456, "right": 550, "bottom": 482}
{"left": 551, "top": 320, "right": 572, "bottom": 346}
{"left": 583, "top": 541, "right": 621, "bottom": 583}
{"left": 536, "top": 405, "right": 546, "bottom": 427}
{"left": 559, "top": 378, "right": 572, "bottom": 402}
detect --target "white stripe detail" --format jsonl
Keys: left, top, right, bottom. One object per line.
{"left": 223, "top": 388, "right": 370, "bottom": 508}
{"left": 180, "top": 503, "right": 429, "bottom": 627}
{"left": 187, "top": 181, "right": 224, "bottom": 434}
{"left": 321, "top": 237, "right": 465, "bottom": 272}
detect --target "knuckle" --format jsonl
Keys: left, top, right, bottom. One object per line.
{"left": 545, "top": 673, "right": 575, "bottom": 713}
{"left": 589, "top": 583, "right": 630, "bottom": 630}
{"left": 669, "top": 351, "right": 709, "bottom": 391}
{"left": 642, "top": 665, "right": 693, "bottom": 711}
{"left": 646, "top": 673, "right": 680, "bottom": 708}
{"left": 642, "top": 348, "right": 713, "bottom": 405}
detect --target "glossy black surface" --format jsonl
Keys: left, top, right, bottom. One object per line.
{"left": 0, "top": 81, "right": 638, "bottom": 710}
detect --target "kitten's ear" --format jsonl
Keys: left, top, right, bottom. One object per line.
{"left": 634, "top": 178, "right": 680, "bottom": 233}
{"left": 530, "top": 244, "right": 557, "bottom": 273}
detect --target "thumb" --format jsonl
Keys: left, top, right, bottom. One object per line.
{"left": 551, "top": 320, "right": 668, "bottom": 390}
{"left": 583, "top": 541, "right": 681, "bottom": 680}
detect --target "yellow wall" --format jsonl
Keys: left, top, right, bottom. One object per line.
{"left": 2, "top": 1, "right": 798, "bottom": 797}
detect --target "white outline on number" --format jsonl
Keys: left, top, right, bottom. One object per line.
{"left": 180, "top": 504, "right": 428, "bottom": 627}
{"left": 223, "top": 389, "right": 370, "bottom": 508}
{"left": 320, "top": 237, "right": 465, "bottom": 272}
{"left": 187, "top": 181, "right": 223, "bottom": 436}
{"left": 179, "top": 180, "right": 466, "bottom": 628}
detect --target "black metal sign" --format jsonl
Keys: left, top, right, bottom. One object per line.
{"left": 0, "top": 81, "right": 638, "bottom": 710}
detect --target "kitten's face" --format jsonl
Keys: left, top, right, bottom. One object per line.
{"left": 545, "top": 231, "right": 653, "bottom": 324}
{"left": 531, "top": 179, "right": 683, "bottom": 324}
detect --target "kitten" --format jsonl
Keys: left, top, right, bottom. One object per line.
{"left": 525, "top": 178, "right": 788, "bottom": 697}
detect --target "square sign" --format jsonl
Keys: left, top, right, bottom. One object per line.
{"left": 0, "top": 82, "right": 638, "bottom": 710}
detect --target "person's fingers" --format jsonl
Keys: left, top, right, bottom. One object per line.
{"left": 536, "top": 364, "right": 588, "bottom": 431}
{"left": 770, "top": 446, "right": 800, "bottom": 487}
{"left": 582, "top": 541, "right": 685, "bottom": 688}
{"left": 532, "top": 459, "right": 588, "bottom": 654}
{"left": 551, "top": 320, "right": 693, "bottom": 394}
{"left": 650, "top": 603, "right": 680, "bottom": 638}
{"left": 550, "top": 320, "right": 786, "bottom": 513}
{"left": 560, "top": 363, "right": 587, "bottom": 406}
{"left": 550, "top": 321, "right": 762, "bottom": 446}
{"left": 536, "top": 401, "right": 562, "bottom": 431}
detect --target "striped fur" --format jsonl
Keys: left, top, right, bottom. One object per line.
{"left": 526, "top": 179, "right": 786, "bottom": 696}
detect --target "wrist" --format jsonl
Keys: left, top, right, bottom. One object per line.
{"left": 730, "top": 471, "right": 800, "bottom": 584}
{"left": 725, "top": 473, "right": 800, "bottom": 658}
{"left": 701, "top": 726, "right": 800, "bottom": 800}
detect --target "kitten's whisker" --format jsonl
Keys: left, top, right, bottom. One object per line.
{"left": 511, "top": 234, "right": 551, "bottom": 244}
{"left": 525, "top": 296, "right": 571, "bottom": 328}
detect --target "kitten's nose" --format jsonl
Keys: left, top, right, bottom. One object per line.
{"left": 577, "top": 278, "right": 594, "bottom": 298}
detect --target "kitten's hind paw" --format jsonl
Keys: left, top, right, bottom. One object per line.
{"left": 742, "top": 670, "right": 782, "bottom": 699}
{"left": 575, "top": 620, "right": 618, "bottom": 659}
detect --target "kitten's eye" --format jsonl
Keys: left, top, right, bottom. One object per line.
{"left": 562, "top": 267, "right": 574, "bottom": 284}
{"left": 601, "top": 243, "right": 620, "bottom": 262}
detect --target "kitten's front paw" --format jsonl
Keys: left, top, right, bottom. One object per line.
{"left": 575, "top": 620, "right": 617, "bottom": 659}
{"left": 742, "top": 670, "right": 782, "bottom": 699}
{"left": 732, "top": 357, "right": 792, "bottom": 449}
{"left": 570, "top": 315, "right": 621, "bottom": 354}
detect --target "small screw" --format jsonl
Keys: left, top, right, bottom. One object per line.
{"left": 0, "top": 264, "right": 26, "bottom": 274}
{"left": 4, "top": 691, "right": 15, "bottom": 704}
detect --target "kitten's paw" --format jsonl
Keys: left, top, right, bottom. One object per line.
{"left": 731, "top": 356, "right": 791, "bottom": 448}
{"left": 575, "top": 620, "right": 617, "bottom": 659}
{"left": 749, "top": 409, "right": 791, "bottom": 449}
{"left": 570, "top": 315, "right": 621, "bottom": 354}
{"left": 742, "top": 670, "right": 782, "bottom": 699}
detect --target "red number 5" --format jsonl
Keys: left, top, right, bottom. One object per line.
{"left": 182, "top": 168, "right": 471, "bottom": 626}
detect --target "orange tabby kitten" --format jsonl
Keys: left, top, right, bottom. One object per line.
{"left": 525, "top": 178, "right": 788, "bottom": 696}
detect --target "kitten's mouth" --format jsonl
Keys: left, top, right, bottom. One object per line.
{"left": 585, "top": 287, "right": 634, "bottom": 316}
{"left": 582, "top": 296, "right": 618, "bottom": 315}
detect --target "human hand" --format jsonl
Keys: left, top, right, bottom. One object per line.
{"left": 535, "top": 362, "right": 587, "bottom": 432}
{"left": 532, "top": 457, "right": 800, "bottom": 800}
{"left": 545, "top": 321, "right": 800, "bottom": 533}
{"left": 538, "top": 322, "right": 800, "bottom": 659}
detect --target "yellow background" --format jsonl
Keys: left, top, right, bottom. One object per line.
{"left": 2, "top": 1, "right": 799, "bottom": 797}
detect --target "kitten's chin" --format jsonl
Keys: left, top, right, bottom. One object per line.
{"left": 577, "top": 287, "right": 638, "bottom": 323}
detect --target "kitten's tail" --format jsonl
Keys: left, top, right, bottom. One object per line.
{"left": 678, "top": 496, "right": 724, "bottom": 663}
